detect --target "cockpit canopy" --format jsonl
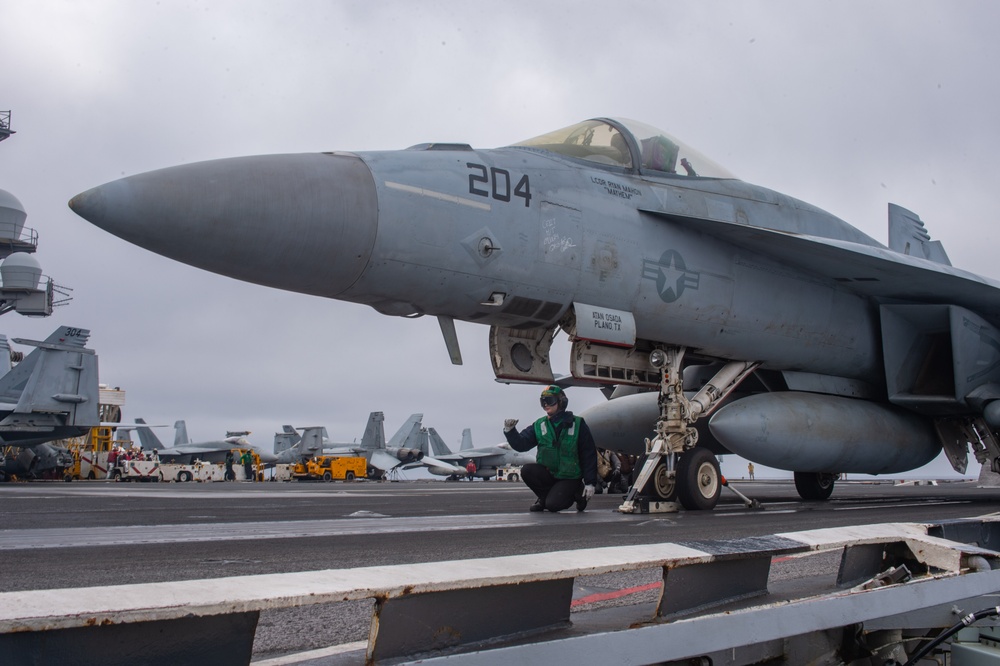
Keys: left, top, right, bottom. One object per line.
{"left": 512, "top": 118, "right": 736, "bottom": 179}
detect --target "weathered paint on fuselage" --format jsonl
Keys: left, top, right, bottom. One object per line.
{"left": 345, "top": 147, "right": 882, "bottom": 384}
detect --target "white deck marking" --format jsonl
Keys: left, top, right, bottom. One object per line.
{"left": 0, "top": 511, "right": 633, "bottom": 550}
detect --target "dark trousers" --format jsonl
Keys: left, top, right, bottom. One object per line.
{"left": 521, "top": 463, "right": 582, "bottom": 512}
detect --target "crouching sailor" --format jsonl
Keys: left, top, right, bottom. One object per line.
{"left": 503, "top": 385, "right": 598, "bottom": 513}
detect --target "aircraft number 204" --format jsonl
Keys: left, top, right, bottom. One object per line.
{"left": 467, "top": 163, "right": 531, "bottom": 208}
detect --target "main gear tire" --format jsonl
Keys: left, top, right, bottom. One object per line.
{"left": 676, "top": 447, "right": 721, "bottom": 511}
{"left": 794, "top": 471, "right": 837, "bottom": 501}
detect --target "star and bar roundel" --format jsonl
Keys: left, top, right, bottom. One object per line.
{"left": 642, "top": 250, "right": 700, "bottom": 303}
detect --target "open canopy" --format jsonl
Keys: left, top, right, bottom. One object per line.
{"left": 512, "top": 118, "right": 735, "bottom": 179}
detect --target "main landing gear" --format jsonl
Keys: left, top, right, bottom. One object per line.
{"left": 619, "top": 347, "right": 758, "bottom": 514}
{"left": 794, "top": 471, "right": 838, "bottom": 501}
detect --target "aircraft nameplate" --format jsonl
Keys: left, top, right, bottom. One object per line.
{"left": 573, "top": 302, "right": 635, "bottom": 348}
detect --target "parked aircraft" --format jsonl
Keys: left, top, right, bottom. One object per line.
{"left": 0, "top": 326, "right": 99, "bottom": 479}
{"left": 132, "top": 418, "right": 278, "bottom": 464}
{"left": 421, "top": 427, "right": 534, "bottom": 480}
{"left": 0, "top": 326, "right": 99, "bottom": 480}
{"left": 276, "top": 412, "right": 455, "bottom": 476}
{"left": 71, "top": 117, "right": 1000, "bottom": 510}
{"left": 1, "top": 442, "right": 74, "bottom": 480}
{"left": 273, "top": 411, "right": 387, "bottom": 467}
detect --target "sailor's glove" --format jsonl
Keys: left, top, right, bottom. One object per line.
{"left": 503, "top": 418, "right": 519, "bottom": 432}
{"left": 582, "top": 484, "right": 596, "bottom": 501}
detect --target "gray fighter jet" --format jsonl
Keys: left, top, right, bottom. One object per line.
{"left": 70, "top": 117, "right": 1000, "bottom": 510}
{"left": 421, "top": 427, "right": 534, "bottom": 480}
{"left": 0, "top": 325, "right": 98, "bottom": 446}
{"left": 272, "top": 412, "right": 389, "bottom": 467}
{"left": 278, "top": 412, "right": 455, "bottom": 476}
{"left": 0, "top": 325, "right": 99, "bottom": 479}
{"left": 131, "top": 418, "right": 278, "bottom": 464}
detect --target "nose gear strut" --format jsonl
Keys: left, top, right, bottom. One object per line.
{"left": 618, "top": 347, "right": 759, "bottom": 513}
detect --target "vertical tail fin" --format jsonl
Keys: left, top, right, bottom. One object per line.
{"left": 298, "top": 427, "right": 326, "bottom": 455}
{"left": 0, "top": 335, "right": 12, "bottom": 378}
{"left": 273, "top": 426, "right": 300, "bottom": 454}
{"left": 415, "top": 427, "right": 430, "bottom": 455}
{"left": 133, "top": 418, "right": 166, "bottom": 450}
{"left": 426, "top": 427, "right": 454, "bottom": 456}
{"left": 460, "top": 428, "right": 473, "bottom": 451}
{"left": 359, "top": 412, "right": 386, "bottom": 451}
{"left": 0, "top": 326, "right": 99, "bottom": 430}
{"left": 888, "top": 204, "right": 952, "bottom": 265}
{"left": 387, "top": 414, "right": 422, "bottom": 449}
{"left": 173, "top": 420, "right": 190, "bottom": 446}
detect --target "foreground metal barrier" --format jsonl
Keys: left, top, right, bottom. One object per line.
{"left": 3, "top": 518, "right": 1000, "bottom": 665}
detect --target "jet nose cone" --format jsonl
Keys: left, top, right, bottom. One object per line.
{"left": 70, "top": 153, "right": 378, "bottom": 298}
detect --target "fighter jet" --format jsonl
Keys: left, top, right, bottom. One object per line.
{"left": 277, "top": 412, "right": 455, "bottom": 476}
{"left": 70, "top": 117, "right": 1000, "bottom": 510}
{"left": 421, "top": 427, "right": 534, "bottom": 480}
{"left": 0, "top": 325, "right": 99, "bottom": 479}
{"left": 1, "top": 442, "right": 75, "bottom": 481}
{"left": 0, "top": 326, "right": 98, "bottom": 441}
{"left": 131, "top": 418, "right": 278, "bottom": 464}
{"left": 272, "top": 412, "right": 390, "bottom": 467}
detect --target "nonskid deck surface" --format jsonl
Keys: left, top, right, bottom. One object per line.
{"left": 1, "top": 479, "right": 997, "bottom": 663}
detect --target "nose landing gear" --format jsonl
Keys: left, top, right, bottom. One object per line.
{"left": 619, "top": 347, "right": 758, "bottom": 514}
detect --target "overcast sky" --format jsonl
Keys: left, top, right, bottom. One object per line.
{"left": 2, "top": 1, "right": 998, "bottom": 479}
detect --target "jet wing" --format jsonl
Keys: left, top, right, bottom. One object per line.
{"left": 400, "top": 456, "right": 465, "bottom": 473}
{"left": 420, "top": 455, "right": 465, "bottom": 473}
{"left": 429, "top": 453, "right": 464, "bottom": 462}
{"left": 645, "top": 210, "right": 1000, "bottom": 324}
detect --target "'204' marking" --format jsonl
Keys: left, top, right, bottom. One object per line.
{"left": 467, "top": 163, "right": 531, "bottom": 207}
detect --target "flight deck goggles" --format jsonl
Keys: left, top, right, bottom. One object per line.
{"left": 540, "top": 395, "right": 560, "bottom": 408}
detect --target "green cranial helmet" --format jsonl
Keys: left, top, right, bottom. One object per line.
{"left": 540, "top": 385, "right": 568, "bottom": 411}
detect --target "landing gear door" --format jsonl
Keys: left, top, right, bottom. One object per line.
{"left": 489, "top": 325, "right": 556, "bottom": 384}
{"left": 572, "top": 302, "right": 636, "bottom": 348}
{"left": 568, "top": 303, "right": 659, "bottom": 387}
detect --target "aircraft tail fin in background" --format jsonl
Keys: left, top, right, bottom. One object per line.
{"left": 273, "top": 425, "right": 300, "bottom": 455}
{"left": 459, "top": 428, "right": 473, "bottom": 451}
{"left": 0, "top": 335, "right": 12, "bottom": 378}
{"left": 0, "top": 326, "right": 99, "bottom": 429}
{"left": 133, "top": 418, "right": 166, "bottom": 450}
{"left": 298, "top": 427, "right": 326, "bottom": 455}
{"left": 386, "top": 414, "right": 422, "bottom": 450}
{"left": 173, "top": 420, "right": 190, "bottom": 447}
{"left": 426, "top": 428, "right": 454, "bottom": 456}
{"left": 359, "top": 411, "right": 386, "bottom": 451}
{"left": 888, "top": 203, "right": 951, "bottom": 266}
{"left": 399, "top": 423, "right": 425, "bottom": 453}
